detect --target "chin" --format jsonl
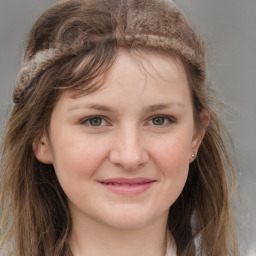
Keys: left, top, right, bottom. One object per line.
{"left": 104, "top": 217, "right": 151, "bottom": 230}
{"left": 100, "top": 206, "right": 165, "bottom": 230}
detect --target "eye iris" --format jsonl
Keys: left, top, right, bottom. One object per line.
{"left": 152, "top": 117, "right": 165, "bottom": 125}
{"left": 89, "top": 118, "right": 102, "bottom": 126}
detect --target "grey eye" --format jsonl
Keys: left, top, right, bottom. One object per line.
{"left": 152, "top": 116, "right": 165, "bottom": 126}
{"left": 89, "top": 117, "right": 103, "bottom": 126}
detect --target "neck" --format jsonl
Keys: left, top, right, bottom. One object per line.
{"left": 68, "top": 211, "right": 169, "bottom": 256}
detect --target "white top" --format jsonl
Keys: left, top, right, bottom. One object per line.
{"left": 166, "top": 232, "right": 177, "bottom": 256}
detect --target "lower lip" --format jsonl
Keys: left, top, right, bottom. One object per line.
{"left": 100, "top": 182, "right": 155, "bottom": 195}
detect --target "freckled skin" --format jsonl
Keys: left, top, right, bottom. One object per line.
{"left": 38, "top": 49, "right": 201, "bottom": 233}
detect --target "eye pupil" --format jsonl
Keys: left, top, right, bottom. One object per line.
{"left": 152, "top": 117, "right": 165, "bottom": 125}
{"left": 89, "top": 118, "right": 102, "bottom": 126}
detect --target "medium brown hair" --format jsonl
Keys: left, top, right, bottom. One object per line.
{"left": 0, "top": 0, "right": 238, "bottom": 255}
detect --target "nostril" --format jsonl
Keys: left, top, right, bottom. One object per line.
{"left": 109, "top": 148, "right": 149, "bottom": 170}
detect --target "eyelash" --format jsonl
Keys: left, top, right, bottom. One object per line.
{"left": 80, "top": 115, "right": 110, "bottom": 128}
{"left": 79, "top": 114, "right": 176, "bottom": 129}
{"left": 147, "top": 115, "right": 176, "bottom": 127}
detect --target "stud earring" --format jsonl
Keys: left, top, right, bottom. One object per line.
{"left": 191, "top": 153, "right": 196, "bottom": 158}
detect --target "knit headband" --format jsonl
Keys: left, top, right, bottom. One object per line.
{"left": 14, "top": 34, "right": 204, "bottom": 101}
{"left": 14, "top": 0, "right": 206, "bottom": 103}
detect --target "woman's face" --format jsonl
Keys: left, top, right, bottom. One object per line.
{"left": 35, "top": 49, "right": 203, "bottom": 230}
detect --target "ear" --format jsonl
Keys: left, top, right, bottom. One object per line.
{"left": 33, "top": 134, "right": 53, "bottom": 164}
{"left": 189, "top": 109, "right": 210, "bottom": 163}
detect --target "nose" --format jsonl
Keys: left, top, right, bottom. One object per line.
{"left": 109, "top": 126, "right": 149, "bottom": 170}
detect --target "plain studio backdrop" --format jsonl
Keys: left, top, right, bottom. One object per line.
{"left": 0, "top": 0, "right": 255, "bottom": 255}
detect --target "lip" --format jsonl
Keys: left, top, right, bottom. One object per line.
{"left": 98, "top": 178, "right": 156, "bottom": 195}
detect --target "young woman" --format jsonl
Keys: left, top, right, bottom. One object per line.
{"left": 0, "top": 0, "right": 238, "bottom": 255}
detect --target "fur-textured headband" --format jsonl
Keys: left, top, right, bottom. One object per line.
{"left": 14, "top": 0, "right": 206, "bottom": 102}
{"left": 15, "top": 46, "right": 78, "bottom": 98}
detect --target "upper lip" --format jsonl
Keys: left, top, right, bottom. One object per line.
{"left": 98, "top": 178, "right": 156, "bottom": 184}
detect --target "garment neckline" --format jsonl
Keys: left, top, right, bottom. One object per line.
{"left": 165, "top": 231, "right": 177, "bottom": 256}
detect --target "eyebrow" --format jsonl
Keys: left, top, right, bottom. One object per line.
{"left": 68, "top": 104, "right": 114, "bottom": 113}
{"left": 67, "top": 102, "right": 186, "bottom": 113}
{"left": 143, "top": 103, "right": 186, "bottom": 113}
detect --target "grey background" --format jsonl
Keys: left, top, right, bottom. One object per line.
{"left": 0, "top": 0, "right": 255, "bottom": 255}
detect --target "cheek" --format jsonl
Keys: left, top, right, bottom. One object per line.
{"left": 51, "top": 134, "right": 108, "bottom": 182}
{"left": 150, "top": 134, "right": 191, "bottom": 190}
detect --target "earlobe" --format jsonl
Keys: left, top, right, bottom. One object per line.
{"left": 190, "top": 110, "right": 210, "bottom": 163}
{"left": 33, "top": 135, "right": 53, "bottom": 164}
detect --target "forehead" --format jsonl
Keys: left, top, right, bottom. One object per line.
{"left": 59, "top": 49, "right": 192, "bottom": 110}
{"left": 111, "top": 49, "right": 188, "bottom": 85}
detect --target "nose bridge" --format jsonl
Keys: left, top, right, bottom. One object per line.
{"left": 122, "top": 125, "right": 141, "bottom": 154}
{"left": 109, "top": 124, "right": 149, "bottom": 170}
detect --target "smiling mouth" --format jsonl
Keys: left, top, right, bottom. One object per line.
{"left": 98, "top": 178, "right": 156, "bottom": 195}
